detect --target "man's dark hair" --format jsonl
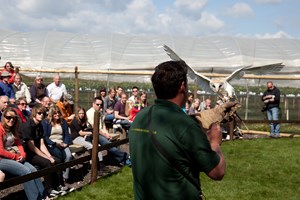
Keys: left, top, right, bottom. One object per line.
{"left": 151, "top": 61, "right": 187, "bottom": 99}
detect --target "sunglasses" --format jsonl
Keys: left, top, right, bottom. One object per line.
{"left": 4, "top": 115, "right": 16, "bottom": 121}
{"left": 37, "top": 112, "right": 45, "bottom": 115}
{"left": 20, "top": 103, "right": 27, "bottom": 106}
{"left": 95, "top": 103, "right": 102, "bottom": 106}
{"left": 53, "top": 111, "right": 61, "bottom": 115}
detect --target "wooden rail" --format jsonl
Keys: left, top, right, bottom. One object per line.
{"left": 0, "top": 138, "right": 129, "bottom": 190}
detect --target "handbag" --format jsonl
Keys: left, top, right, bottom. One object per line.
{"left": 147, "top": 106, "right": 205, "bottom": 200}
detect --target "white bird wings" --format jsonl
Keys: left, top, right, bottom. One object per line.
{"left": 226, "top": 63, "right": 284, "bottom": 83}
{"left": 163, "top": 44, "right": 213, "bottom": 93}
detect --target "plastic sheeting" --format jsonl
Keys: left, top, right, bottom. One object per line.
{"left": 0, "top": 29, "right": 300, "bottom": 82}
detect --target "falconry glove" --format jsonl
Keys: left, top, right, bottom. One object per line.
{"left": 195, "top": 101, "right": 240, "bottom": 130}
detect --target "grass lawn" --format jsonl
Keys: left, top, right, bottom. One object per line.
{"left": 60, "top": 138, "right": 300, "bottom": 200}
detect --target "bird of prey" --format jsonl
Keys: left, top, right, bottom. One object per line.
{"left": 163, "top": 44, "right": 284, "bottom": 102}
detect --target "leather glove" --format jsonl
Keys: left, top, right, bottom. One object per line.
{"left": 195, "top": 101, "right": 240, "bottom": 130}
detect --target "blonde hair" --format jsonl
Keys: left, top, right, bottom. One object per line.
{"left": 48, "top": 105, "right": 63, "bottom": 125}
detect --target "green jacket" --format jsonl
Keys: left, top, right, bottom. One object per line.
{"left": 129, "top": 99, "right": 220, "bottom": 200}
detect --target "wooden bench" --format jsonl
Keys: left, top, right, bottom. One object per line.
{"left": 0, "top": 138, "right": 129, "bottom": 190}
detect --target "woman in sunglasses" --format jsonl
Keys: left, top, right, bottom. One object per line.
{"left": 42, "top": 105, "right": 72, "bottom": 186}
{"left": 0, "top": 107, "right": 49, "bottom": 200}
{"left": 19, "top": 104, "right": 64, "bottom": 197}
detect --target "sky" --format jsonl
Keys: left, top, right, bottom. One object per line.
{"left": 1, "top": 0, "right": 299, "bottom": 39}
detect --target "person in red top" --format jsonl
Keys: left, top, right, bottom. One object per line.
{"left": 14, "top": 97, "right": 30, "bottom": 123}
{"left": 1, "top": 62, "right": 16, "bottom": 84}
{"left": 0, "top": 107, "right": 49, "bottom": 199}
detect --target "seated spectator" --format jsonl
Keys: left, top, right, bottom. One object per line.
{"left": 1, "top": 62, "right": 16, "bottom": 84}
{"left": 200, "top": 98, "right": 212, "bottom": 112}
{"left": 56, "top": 94, "right": 75, "bottom": 125}
{"left": 0, "top": 170, "right": 5, "bottom": 182}
{"left": 30, "top": 75, "right": 47, "bottom": 105}
{"left": 19, "top": 104, "right": 67, "bottom": 197}
{"left": 129, "top": 91, "right": 149, "bottom": 121}
{"left": 0, "top": 96, "right": 9, "bottom": 120}
{"left": 70, "top": 106, "right": 95, "bottom": 151}
{"left": 139, "top": 91, "right": 149, "bottom": 109}
{"left": 46, "top": 74, "right": 67, "bottom": 103}
{"left": 185, "top": 93, "right": 194, "bottom": 113}
{"left": 0, "top": 71, "right": 15, "bottom": 104}
{"left": 116, "top": 86, "right": 123, "bottom": 101}
{"left": 0, "top": 107, "right": 49, "bottom": 199}
{"left": 188, "top": 98, "right": 201, "bottom": 115}
{"left": 128, "top": 86, "right": 139, "bottom": 102}
{"left": 41, "top": 96, "right": 51, "bottom": 115}
{"left": 98, "top": 87, "right": 107, "bottom": 103}
{"left": 12, "top": 73, "right": 31, "bottom": 104}
{"left": 103, "top": 87, "right": 117, "bottom": 122}
{"left": 86, "top": 97, "right": 130, "bottom": 166}
{"left": 114, "top": 92, "right": 132, "bottom": 131}
{"left": 14, "top": 97, "right": 30, "bottom": 123}
{"left": 42, "top": 105, "right": 73, "bottom": 185}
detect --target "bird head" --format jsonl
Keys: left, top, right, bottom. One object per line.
{"left": 209, "top": 79, "right": 224, "bottom": 93}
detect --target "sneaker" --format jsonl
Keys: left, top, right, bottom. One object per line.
{"left": 49, "top": 189, "right": 60, "bottom": 198}
{"left": 57, "top": 185, "right": 75, "bottom": 194}
{"left": 124, "top": 158, "right": 132, "bottom": 167}
{"left": 57, "top": 185, "right": 69, "bottom": 192}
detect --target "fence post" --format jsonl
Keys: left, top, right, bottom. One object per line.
{"left": 91, "top": 111, "right": 100, "bottom": 184}
{"left": 74, "top": 66, "right": 79, "bottom": 109}
{"left": 229, "top": 119, "right": 234, "bottom": 141}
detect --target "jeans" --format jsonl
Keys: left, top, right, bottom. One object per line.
{"left": 73, "top": 136, "right": 93, "bottom": 150}
{"left": 0, "top": 158, "right": 47, "bottom": 200}
{"left": 99, "top": 135, "right": 127, "bottom": 163}
{"left": 104, "top": 114, "right": 114, "bottom": 121}
{"left": 267, "top": 107, "right": 280, "bottom": 135}
{"left": 27, "top": 154, "right": 62, "bottom": 192}
{"left": 47, "top": 146, "right": 72, "bottom": 179}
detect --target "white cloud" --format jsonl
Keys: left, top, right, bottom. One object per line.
{"left": 255, "top": 31, "right": 293, "bottom": 39}
{"left": 226, "top": 2, "right": 254, "bottom": 18}
{"left": 174, "top": 0, "right": 207, "bottom": 10}
{"left": 198, "top": 12, "right": 225, "bottom": 31}
{"left": 254, "top": 0, "right": 282, "bottom": 4}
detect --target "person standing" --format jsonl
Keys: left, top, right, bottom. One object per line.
{"left": 262, "top": 81, "right": 281, "bottom": 138}
{"left": 129, "top": 61, "right": 234, "bottom": 199}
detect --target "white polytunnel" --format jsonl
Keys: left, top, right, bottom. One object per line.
{"left": 0, "top": 29, "right": 300, "bottom": 84}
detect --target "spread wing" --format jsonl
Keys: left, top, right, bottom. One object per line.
{"left": 243, "top": 63, "right": 284, "bottom": 75}
{"left": 226, "top": 65, "right": 252, "bottom": 83}
{"left": 163, "top": 44, "right": 213, "bottom": 93}
{"left": 226, "top": 63, "right": 284, "bottom": 83}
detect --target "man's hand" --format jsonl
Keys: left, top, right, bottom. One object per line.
{"left": 206, "top": 123, "right": 222, "bottom": 146}
{"left": 195, "top": 101, "right": 239, "bottom": 130}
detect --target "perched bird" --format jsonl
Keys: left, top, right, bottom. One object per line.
{"left": 163, "top": 44, "right": 284, "bottom": 102}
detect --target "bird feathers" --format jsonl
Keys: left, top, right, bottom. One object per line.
{"left": 163, "top": 44, "right": 284, "bottom": 101}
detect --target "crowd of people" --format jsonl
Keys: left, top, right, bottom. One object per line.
{"left": 0, "top": 62, "right": 150, "bottom": 199}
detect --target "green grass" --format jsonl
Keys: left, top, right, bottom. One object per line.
{"left": 60, "top": 138, "right": 300, "bottom": 200}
